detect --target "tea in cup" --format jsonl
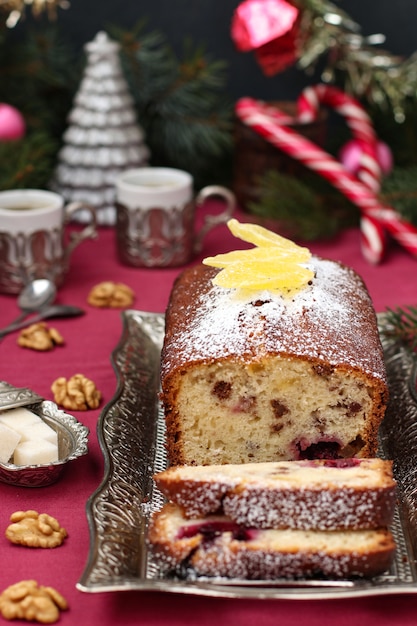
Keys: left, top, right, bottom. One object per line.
{"left": 0, "top": 189, "right": 97, "bottom": 294}
{"left": 115, "top": 167, "right": 235, "bottom": 267}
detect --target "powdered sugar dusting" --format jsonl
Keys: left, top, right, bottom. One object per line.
{"left": 149, "top": 503, "right": 396, "bottom": 580}
{"left": 162, "top": 257, "right": 386, "bottom": 381}
{"left": 155, "top": 459, "right": 396, "bottom": 531}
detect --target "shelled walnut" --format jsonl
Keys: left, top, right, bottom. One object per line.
{"left": 87, "top": 281, "right": 134, "bottom": 308}
{"left": 17, "top": 323, "right": 64, "bottom": 351}
{"left": 6, "top": 511, "right": 67, "bottom": 549}
{"left": 0, "top": 579, "right": 68, "bottom": 623}
{"left": 51, "top": 373, "right": 101, "bottom": 411}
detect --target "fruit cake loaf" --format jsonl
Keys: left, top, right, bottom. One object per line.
{"left": 154, "top": 458, "right": 397, "bottom": 530}
{"left": 160, "top": 257, "right": 388, "bottom": 466}
{"left": 148, "top": 503, "right": 396, "bottom": 580}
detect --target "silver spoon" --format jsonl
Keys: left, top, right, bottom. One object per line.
{"left": 0, "top": 304, "right": 85, "bottom": 338}
{"left": 1, "top": 279, "right": 57, "bottom": 334}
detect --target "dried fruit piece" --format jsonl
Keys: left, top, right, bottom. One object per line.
{"left": 227, "top": 218, "right": 310, "bottom": 254}
{"left": 203, "top": 219, "right": 314, "bottom": 296}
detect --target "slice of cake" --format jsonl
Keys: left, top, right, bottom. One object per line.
{"left": 154, "top": 458, "right": 397, "bottom": 530}
{"left": 149, "top": 457, "right": 397, "bottom": 580}
{"left": 160, "top": 221, "right": 388, "bottom": 466}
{"left": 149, "top": 503, "right": 396, "bottom": 580}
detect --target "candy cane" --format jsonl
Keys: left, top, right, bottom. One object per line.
{"left": 297, "top": 85, "right": 385, "bottom": 263}
{"left": 236, "top": 92, "right": 417, "bottom": 262}
{"left": 298, "top": 85, "right": 382, "bottom": 192}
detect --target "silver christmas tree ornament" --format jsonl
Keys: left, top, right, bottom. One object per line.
{"left": 51, "top": 31, "right": 150, "bottom": 225}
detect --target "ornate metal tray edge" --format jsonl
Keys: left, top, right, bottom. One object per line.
{"left": 77, "top": 310, "right": 417, "bottom": 599}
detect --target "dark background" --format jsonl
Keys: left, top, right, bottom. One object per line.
{"left": 52, "top": 0, "right": 417, "bottom": 100}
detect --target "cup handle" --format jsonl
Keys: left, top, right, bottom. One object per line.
{"left": 194, "top": 185, "right": 236, "bottom": 252}
{"left": 63, "top": 201, "right": 98, "bottom": 257}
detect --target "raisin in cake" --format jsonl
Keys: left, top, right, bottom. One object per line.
{"left": 148, "top": 503, "right": 396, "bottom": 580}
{"left": 160, "top": 259, "right": 388, "bottom": 465}
{"left": 154, "top": 458, "right": 397, "bottom": 530}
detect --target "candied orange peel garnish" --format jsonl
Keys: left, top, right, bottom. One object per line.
{"left": 203, "top": 219, "right": 314, "bottom": 296}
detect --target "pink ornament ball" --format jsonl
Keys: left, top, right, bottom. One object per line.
{"left": 0, "top": 103, "right": 26, "bottom": 141}
{"left": 339, "top": 138, "right": 393, "bottom": 177}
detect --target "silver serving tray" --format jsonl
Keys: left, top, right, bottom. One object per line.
{"left": 78, "top": 310, "right": 417, "bottom": 599}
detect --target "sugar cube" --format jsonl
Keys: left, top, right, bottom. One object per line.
{"left": 0, "top": 407, "right": 40, "bottom": 437}
{"left": 13, "top": 440, "right": 59, "bottom": 466}
{"left": 19, "top": 421, "right": 58, "bottom": 445}
{"left": 0, "top": 423, "right": 21, "bottom": 463}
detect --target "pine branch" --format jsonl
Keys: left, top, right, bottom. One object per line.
{"left": 292, "top": 0, "right": 417, "bottom": 122}
{"left": 382, "top": 306, "right": 417, "bottom": 352}
{"left": 0, "top": 24, "right": 78, "bottom": 137}
{"left": 381, "top": 166, "right": 417, "bottom": 226}
{"left": 111, "top": 22, "right": 178, "bottom": 104}
{"left": 112, "top": 22, "right": 234, "bottom": 188}
{"left": 0, "top": 130, "right": 58, "bottom": 190}
{"left": 246, "top": 169, "right": 358, "bottom": 240}
{"left": 0, "top": 24, "right": 77, "bottom": 188}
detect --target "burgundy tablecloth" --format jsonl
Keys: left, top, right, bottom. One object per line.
{"left": 1, "top": 207, "right": 416, "bottom": 626}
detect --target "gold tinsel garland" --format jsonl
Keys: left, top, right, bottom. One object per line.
{"left": 0, "top": 0, "right": 69, "bottom": 27}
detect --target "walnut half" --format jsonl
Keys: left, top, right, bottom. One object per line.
{"left": 51, "top": 373, "right": 101, "bottom": 411}
{"left": 17, "top": 323, "right": 64, "bottom": 351}
{"left": 0, "top": 579, "right": 68, "bottom": 623}
{"left": 5, "top": 510, "right": 67, "bottom": 549}
{"left": 87, "top": 281, "right": 134, "bottom": 308}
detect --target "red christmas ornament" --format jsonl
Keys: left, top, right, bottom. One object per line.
{"left": 231, "top": 0, "right": 300, "bottom": 75}
{"left": 0, "top": 104, "right": 26, "bottom": 141}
